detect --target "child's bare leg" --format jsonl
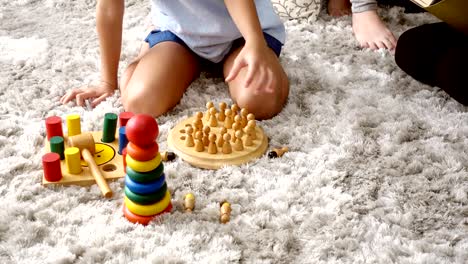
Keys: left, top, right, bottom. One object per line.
{"left": 121, "top": 42, "right": 200, "bottom": 117}
{"left": 223, "top": 47, "right": 289, "bottom": 120}
{"left": 120, "top": 43, "right": 150, "bottom": 91}
{"left": 352, "top": 10, "right": 397, "bottom": 50}
{"left": 328, "top": 0, "right": 351, "bottom": 17}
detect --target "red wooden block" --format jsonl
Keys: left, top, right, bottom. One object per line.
{"left": 45, "top": 116, "right": 63, "bottom": 140}
{"left": 119, "top": 112, "right": 134, "bottom": 127}
{"left": 42, "top": 152, "right": 62, "bottom": 182}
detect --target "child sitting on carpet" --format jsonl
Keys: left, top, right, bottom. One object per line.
{"left": 327, "top": 0, "right": 397, "bottom": 50}
{"left": 60, "top": 0, "right": 289, "bottom": 120}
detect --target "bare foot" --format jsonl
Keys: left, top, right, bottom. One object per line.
{"left": 328, "top": 0, "right": 351, "bottom": 17}
{"left": 352, "top": 10, "right": 397, "bottom": 50}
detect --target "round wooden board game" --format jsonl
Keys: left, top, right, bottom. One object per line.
{"left": 168, "top": 115, "right": 268, "bottom": 169}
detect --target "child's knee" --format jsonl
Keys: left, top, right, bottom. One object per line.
{"left": 234, "top": 87, "right": 288, "bottom": 120}
{"left": 122, "top": 92, "right": 170, "bottom": 117}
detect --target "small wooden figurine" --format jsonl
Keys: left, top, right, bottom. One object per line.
{"left": 220, "top": 201, "right": 231, "bottom": 224}
{"left": 183, "top": 193, "right": 195, "bottom": 212}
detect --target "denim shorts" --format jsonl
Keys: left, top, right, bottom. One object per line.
{"left": 144, "top": 30, "right": 282, "bottom": 73}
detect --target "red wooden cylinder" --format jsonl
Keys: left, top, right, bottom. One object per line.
{"left": 119, "top": 112, "right": 134, "bottom": 127}
{"left": 45, "top": 116, "right": 63, "bottom": 140}
{"left": 42, "top": 152, "right": 62, "bottom": 182}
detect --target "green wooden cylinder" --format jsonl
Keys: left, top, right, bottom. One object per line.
{"left": 102, "top": 113, "right": 118, "bottom": 143}
{"left": 50, "top": 136, "right": 65, "bottom": 160}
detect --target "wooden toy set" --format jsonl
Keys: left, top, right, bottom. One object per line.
{"left": 122, "top": 114, "right": 173, "bottom": 225}
{"left": 42, "top": 112, "right": 135, "bottom": 197}
{"left": 167, "top": 102, "right": 269, "bottom": 169}
{"left": 42, "top": 101, "right": 289, "bottom": 225}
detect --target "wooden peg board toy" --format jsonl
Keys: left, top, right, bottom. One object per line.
{"left": 43, "top": 131, "right": 124, "bottom": 186}
{"left": 167, "top": 102, "right": 268, "bottom": 169}
{"left": 43, "top": 113, "right": 126, "bottom": 187}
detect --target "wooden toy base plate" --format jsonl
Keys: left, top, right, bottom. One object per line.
{"left": 168, "top": 116, "right": 268, "bottom": 169}
{"left": 43, "top": 131, "right": 125, "bottom": 186}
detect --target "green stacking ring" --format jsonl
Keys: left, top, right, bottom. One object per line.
{"left": 124, "top": 183, "right": 167, "bottom": 205}
{"left": 126, "top": 162, "right": 164, "bottom": 183}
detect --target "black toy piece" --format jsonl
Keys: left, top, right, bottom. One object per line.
{"left": 161, "top": 151, "right": 177, "bottom": 162}
{"left": 267, "top": 146, "right": 289, "bottom": 159}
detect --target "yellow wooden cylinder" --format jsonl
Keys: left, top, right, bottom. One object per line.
{"left": 66, "top": 114, "right": 81, "bottom": 137}
{"left": 64, "top": 147, "right": 82, "bottom": 174}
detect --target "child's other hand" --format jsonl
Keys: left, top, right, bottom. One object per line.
{"left": 225, "top": 41, "right": 277, "bottom": 94}
{"left": 60, "top": 81, "right": 115, "bottom": 108}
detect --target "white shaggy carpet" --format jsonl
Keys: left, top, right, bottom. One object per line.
{"left": 1, "top": 1, "right": 467, "bottom": 263}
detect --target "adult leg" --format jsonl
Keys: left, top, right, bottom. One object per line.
{"left": 120, "top": 42, "right": 201, "bottom": 117}
{"left": 395, "top": 23, "right": 468, "bottom": 105}
{"left": 223, "top": 46, "right": 289, "bottom": 120}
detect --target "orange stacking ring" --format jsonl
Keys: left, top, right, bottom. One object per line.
{"left": 123, "top": 202, "right": 172, "bottom": 225}
{"left": 124, "top": 190, "right": 171, "bottom": 216}
{"left": 126, "top": 142, "right": 159, "bottom": 161}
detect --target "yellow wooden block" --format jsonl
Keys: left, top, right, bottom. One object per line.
{"left": 66, "top": 114, "right": 81, "bottom": 137}
{"left": 64, "top": 147, "right": 81, "bottom": 174}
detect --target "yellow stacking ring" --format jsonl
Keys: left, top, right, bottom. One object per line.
{"left": 124, "top": 190, "right": 171, "bottom": 216}
{"left": 126, "top": 152, "right": 161, "bottom": 172}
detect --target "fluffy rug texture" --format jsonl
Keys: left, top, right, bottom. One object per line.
{"left": 1, "top": 1, "right": 467, "bottom": 263}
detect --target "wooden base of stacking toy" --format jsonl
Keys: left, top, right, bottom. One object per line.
{"left": 167, "top": 102, "right": 268, "bottom": 170}
{"left": 43, "top": 131, "right": 124, "bottom": 186}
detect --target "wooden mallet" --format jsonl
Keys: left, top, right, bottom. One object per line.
{"left": 68, "top": 133, "right": 113, "bottom": 198}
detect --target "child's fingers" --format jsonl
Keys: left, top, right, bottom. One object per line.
{"left": 265, "top": 70, "right": 275, "bottom": 93}
{"left": 91, "top": 93, "right": 111, "bottom": 108}
{"left": 225, "top": 59, "right": 245, "bottom": 82}
{"left": 60, "top": 88, "right": 83, "bottom": 104}
{"left": 250, "top": 67, "right": 264, "bottom": 93}
{"left": 75, "top": 91, "right": 95, "bottom": 107}
{"left": 244, "top": 63, "right": 258, "bottom": 88}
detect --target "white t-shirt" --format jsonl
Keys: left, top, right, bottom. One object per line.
{"left": 150, "top": 0, "right": 286, "bottom": 63}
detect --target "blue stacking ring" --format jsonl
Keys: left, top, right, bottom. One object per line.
{"left": 124, "top": 183, "right": 167, "bottom": 205}
{"left": 125, "top": 173, "right": 166, "bottom": 195}
{"left": 126, "top": 162, "right": 164, "bottom": 183}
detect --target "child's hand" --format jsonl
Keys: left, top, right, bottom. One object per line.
{"left": 225, "top": 42, "right": 277, "bottom": 94}
{"left": 60, "top": 81, "right": 115, "bottom": 108}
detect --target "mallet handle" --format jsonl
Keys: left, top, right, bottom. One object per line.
{"left": 82, "top": 148, "right": 113, "bottom": 198}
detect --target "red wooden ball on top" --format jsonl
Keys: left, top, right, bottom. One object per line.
{"left": 125, "top": 114, "right": 159, "bottom": 147}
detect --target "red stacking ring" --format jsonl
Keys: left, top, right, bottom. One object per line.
{"left": 122, "top": 147, "right": 127, "bottom": 173}
{"left": 126, "top": 142, "right": 159, "bottom": 161}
